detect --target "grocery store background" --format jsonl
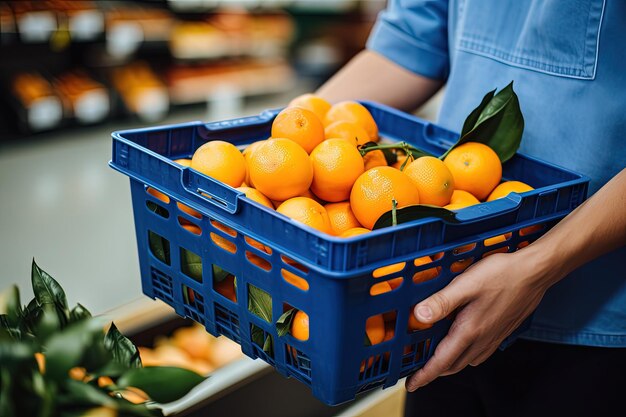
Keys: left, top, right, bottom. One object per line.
{"left": 0, "top": 0, "right": 443, "bottom": 331}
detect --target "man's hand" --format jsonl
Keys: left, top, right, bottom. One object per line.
{"left": 405, "top": 248, "right": 554, "bottom": 392}
{"left": 406, "top": 168, "right": 626, "bottom": 392}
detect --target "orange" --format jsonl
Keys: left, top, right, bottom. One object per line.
{"left": 451, "top": 258, "right": 473, "bottom": 273}
{"left": 324, "top": 101, "right": 378, "bottom": 141}
{"left": 325, "top": 202, "right": 362, "bottom": 235}
{"left": 366, "top": 314, "right": 385, "bottom": 345}
{"left": 277, "top": 197, "right": 333, "bottom": 235}
{"left": 248, "top": 138, "right": 313, "bottom": 201}
{"left": 191, "top": 140, "right": 246, "bottom": 188}
{"left": 487, "top": 181, "right": 534, "bottom": 202}
{"left": 450, "top": 189, "right": 480, "bottom": 206}
{"left": 484, "top": 233, "right": 512, "bottom": 246}
{"left": 404, "top": 156, "right": 455, "bottom": 206}
{"left": 288, "top": 93, "right": 331, "bottom": 122}
{"left": 310, "top": 138, "right": 365, "bottom": 202}
{"left": 363, "top": 149, "right": 387, "bottom": 170}
{"left": 236, "top": 186, "right": 274, "bottom": 209}
{"left": 443, "top": 142, "right": 502, "bottom": 201}
{"left": 271, "top": 107, "right": 325, "bottom": 154}
{"left": 270, "top": 188, "right": 324, "bottom": 210}
{"left": 408, "top": 305, "right": 433, "bottom": 331}
{"left": 291, "top": 310, "right": 309, "bottom": 341}
{"left": 339, "top": 227, "right": 371, "bottom": 238}
{"left": 444, "top": 202, "right": 474, "bottom": 211}
{"left": 413, "top": 256, "right": 440, "bottom": 284}
{"left": 370, "top": 280, "right": 393, "bottom": 296}
{"left": 35, "top": 352, "right": 45, "bottom": 373}
{"left": 281, "top": 269, "right": 309, "bottom": 291}
{"left": 173, "top": 158, "right": 192, "bottom": 167}
{"left": 147, "top": 187, "right": 170, "bottom": 204}
{"left": 210, "top": 233, "right": 236, "bottom": 254}
{"left": 373, "top": 262, "right": 405, "bottom": 278}
{"left": 383, "top": 320, "right": 395, "bottom": 342}
{"left": 324, "top": 120, "right": 371, "bottom": 146}
{"left": 350, "top": 166, "right": 420, "bottom": 229}
{"left": 214, "top": 274, "right": 237, "bottom": 303}
{"left": 69, "top": 366, "right": 87, "bottom": 381}
{"left": 242, "top": 140, "right": 266, "bottom": 187}
{"left": 177, "top": 202, "right": 201, "bottom": 219}
{"left": 392, "top": 153, "right": 414, "bottom": 170}
{"left": 118, "top": 387, "right": 150, "bottom": 404}
{"left": 181, "top": 223, "right": 202, "bottom": 235}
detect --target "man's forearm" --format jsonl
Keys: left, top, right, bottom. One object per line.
{"left": 316, "top": 50, "right": 443, "bottom": 111}
{"left": 524, "top": 168, "right": 626, "bottom": 286}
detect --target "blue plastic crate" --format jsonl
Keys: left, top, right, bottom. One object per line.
{"left": 109, "top": 101, "right": 589, "bottom": 405}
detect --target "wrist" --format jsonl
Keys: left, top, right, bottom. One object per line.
{"left": 512, "top": 237, "right": 569, "bottom": 290}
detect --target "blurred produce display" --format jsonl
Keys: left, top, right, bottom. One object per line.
{"left": 138, "top": 322, "right": 244, "bottom": 375}
{"left": 0, "top": 0, "right": 383, "bottom": 138}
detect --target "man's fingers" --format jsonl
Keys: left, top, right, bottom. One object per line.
{"left": 405, "top": 326, "right": 473, "bottom": 391}
{"left": 414, "top": 275, "right": 475, "bottom": 324}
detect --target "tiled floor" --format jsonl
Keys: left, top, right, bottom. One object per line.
{"left": 0, "top": 88, "right": 443, "bottom": 315}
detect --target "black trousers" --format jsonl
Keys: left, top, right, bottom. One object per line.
{"left": 403, "top": 339, "right": 626, "bottom": 417}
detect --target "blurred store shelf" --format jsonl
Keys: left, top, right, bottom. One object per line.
{"left": 0, "top": 87, "right": 313, "bottom": 315}
{"left": 0, "top": 0, "right": 382, "bottom": 138}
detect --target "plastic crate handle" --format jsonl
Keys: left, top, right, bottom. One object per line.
{"left": 181, "top": 167, "right": 242, "bottom": 214}
{"left": 452, "top": 193, "right": 522, "bottom": 223}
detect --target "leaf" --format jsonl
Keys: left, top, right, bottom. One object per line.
{"left": 460, "top": 88, "right": 496, "bottom": 138}
{"left": 90, "top": 361, "right": 131, "bottom": 379}
{"left": 250, "top": 325, "right": 265, "bottom": 350}
{"left": 32, "top": 370, "right": 56, "bottom": 417}
{"left": 44, "top": 317, "right": 107, "bottom": 380}
{"left": 262, "top": 334, "right": 273, "bottom": 355}
{"left": 60, "top": 379, "right": 116, "bottom": 408}
{"left": 373, "top": 204, "right": 460, "bottom": 230}
{"left": 104, "top": 323, "right": 142, "bottom": 369}
{"left": 35, "top": 304, "right": 61, "bottom": 342}
{"left": 0, "top": 338, "right": 33, "bottom": 364}
{"left": 248, "top": 286, "right": 272, "bottom": 324}
{"left": 146, "top": 201, "right": 169, "bottom": 219}
{"left": 148, "top": 231, "right": 170, "bottom": 265}
{"left": 70, "top": 303, "right": 92, "bottom": 322}
{"left": 0, "top": 317, "right": 22, "bottom": 341}
{"left": 21, "top": 298, "right": 42, "bottom": 334}
{"left": 0, "top": 285, "right": 22, "bottom": 328}
{"left": 212, "top": 265, "right": 230, "bottom": 283}
{"left": 276, "top": 309, "right": 296, "bottom": 337}
{"left": 31, "top": 259, "right": 69, "bottom": 312}
{"left": 181, "top": 250, "right": 202, "bottom": 283}
{"left": 440, "top": 81, "right": 524, "bottom": 163}
{"left": 0, "top": 368, "right": 15, "bottom": 417}
{"left": 250, "top": 324, "right": 273, "bottom": 356}
{"left": 116, "top": 367, "right": 205, "bottom": 404}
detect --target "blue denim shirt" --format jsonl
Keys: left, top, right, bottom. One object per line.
{"left": 367, "top": 0, "right": 626, "bottom": 347}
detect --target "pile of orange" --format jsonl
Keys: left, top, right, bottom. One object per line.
{"left": 187, "top": 93, "right": 532, "bottom": 236}
{"left": 177, "top": 93, "right": 535, "bottom": 354}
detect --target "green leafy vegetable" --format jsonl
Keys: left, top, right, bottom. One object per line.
{"left": 0, "top": 260, "right": 206, "bottom": 416}
{"left": 31, "top": 259, "right": 68, "bottom": 311}
{"left": 105, "top": 323, "right": 142, "bottom": 368}
{"left": 116, "top": 367, "right": 205, "bottom": 404}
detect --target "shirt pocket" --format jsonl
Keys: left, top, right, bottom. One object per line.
{"left": 456, "top": 0, "right": 605, "bottom": 79}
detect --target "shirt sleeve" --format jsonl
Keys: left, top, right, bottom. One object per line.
{"left": 366, "top": 0, "right": 450, "bottom": 80}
